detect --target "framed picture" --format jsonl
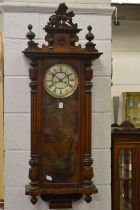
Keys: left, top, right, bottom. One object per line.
{"left": 123, "top": 92, "right": 140, "bottom": 127}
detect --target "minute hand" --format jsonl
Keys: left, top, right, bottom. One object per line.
{"left": 53, "top": 74, "right": 61, "bottom": 81}
{"left": 61, "top": 75, "right": 69, "bottom": 81}
{"left": 61, "top": 73, "right": 72, "bottom": 82}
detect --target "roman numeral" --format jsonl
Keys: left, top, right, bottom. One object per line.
{"left": 54, "top": 68, "right": 57, "bottom": 74}
{"left": 48, "top": 84, "right": 53, "bottom": 88}
{"left": 60, "top": 66, "right": 63, "bottom": 72}
{"left": 48, "top": 72, "right": 54, "bottom": 76}
{"left": 65, "top": 67, "right": 68, "bottom": 73}
{"left": 68, "top": 84, "right": 73, "bottom": 88}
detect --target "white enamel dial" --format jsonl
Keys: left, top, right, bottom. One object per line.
{"left": 44, "top": 64, "right": 78, "bottom": 98}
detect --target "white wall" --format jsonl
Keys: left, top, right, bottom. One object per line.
{"left": 3, "top": 0, "right": 111, "bottom": 4}
{"left": 3, "top": 2, "right": 113, "bottom": 210}
{"left": 112, "top": 20, "right": 140, "bottom": 124}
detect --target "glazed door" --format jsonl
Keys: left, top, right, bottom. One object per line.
{"left": 113, "top": 144, "right": 137, "bottom": 210}
{"left": 42, "top": 59, "right": 81, "bottom": 187}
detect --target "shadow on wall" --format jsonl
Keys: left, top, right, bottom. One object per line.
{"left": 0, "top": 14, "right": 3, "bottom": 32}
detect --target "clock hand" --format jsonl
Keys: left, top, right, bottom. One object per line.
{"left": 62, "top": 73, "right": 73, "bottom": 81}
{"left": 60, "top": 74, "right": 69, "bottom": 82}
{"left": 54, "top": 74, "right": 69, "bottom": 83}
{"left": 52, "top": 74, "right": 62, "bottom": 82}
{"left": 60, "top": 73, "right": 73, "bottom": 83}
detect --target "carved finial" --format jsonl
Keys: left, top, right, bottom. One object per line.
{"left": 119, "top": 120, "right": 135, "bottom": 128}
{"left": 55, "top": 2, "right": 68, "bottom": 15}
{"left": 25, "top": 24, "right": 38, "bottom": 50}
{"left": 86, "top": 25, "right": 94, "bottom": 42}
{"left": 26, "top": 24, "right": 36, "bottom": 41}
{"left": 85, "top": 25, "right": 96, "bottom": 52}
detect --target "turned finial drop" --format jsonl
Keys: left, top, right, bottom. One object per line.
{"left": 85, "top": 195, "right": 92, "bottom": 203}
{"left": 31, "top": 196, "right": 38, "bottom": 204}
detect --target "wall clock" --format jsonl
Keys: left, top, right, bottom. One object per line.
{"left": 23, "top": 3, "right": 102, "bottom": 209}
{"left": 44, "top": 63, "right": 78, "bottom": 98}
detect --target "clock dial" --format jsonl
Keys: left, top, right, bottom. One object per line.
{"left": 44, "top": 64, "right": 78, "bottom": 98}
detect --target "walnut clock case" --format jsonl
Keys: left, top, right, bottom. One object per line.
{"left": 23, "top": 3, "right": 102, "bottom": 209}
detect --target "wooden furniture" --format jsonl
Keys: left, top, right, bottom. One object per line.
{"left": 112, "top": 121, "right": 140, "bottom": 210}
{"left": 23, "top": 3, "right": 102, "bottom": 209}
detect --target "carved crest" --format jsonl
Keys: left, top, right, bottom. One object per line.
{"left": 24, "top": 3, "right": 103, "bottom": 55}
{"left": 44, "top": 3, "right": 78, "bottom": 30}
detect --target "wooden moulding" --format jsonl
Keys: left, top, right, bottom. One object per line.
{"left": 25, "top": 184, "right": 98, "bottom": 208}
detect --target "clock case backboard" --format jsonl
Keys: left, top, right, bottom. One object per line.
{"left": 23, "top": 3, "right": 102, "bottom": 209}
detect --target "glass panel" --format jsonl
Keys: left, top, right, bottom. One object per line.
{"left": 119, "top": 149, "right": 132, "bottom": 210}
{"left": 43, "top": 88, "right": 80, "bottom": 184}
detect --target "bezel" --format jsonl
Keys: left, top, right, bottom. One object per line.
{"left": 44, "top": 63, "right": 78, "bottom": 98}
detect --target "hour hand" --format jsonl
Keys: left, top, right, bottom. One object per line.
{"left": 53, "top": 74, "right": 61, "bottom": 81}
